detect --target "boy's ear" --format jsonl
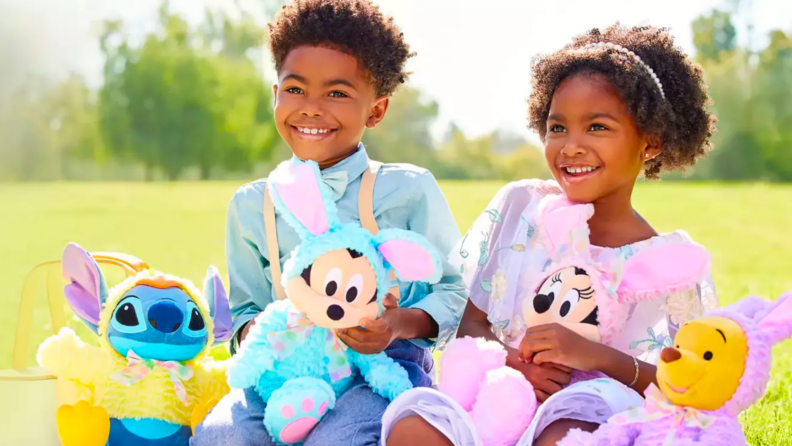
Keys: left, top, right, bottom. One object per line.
{"left": 366, "top": 96, "right": 390, "bottom": 129}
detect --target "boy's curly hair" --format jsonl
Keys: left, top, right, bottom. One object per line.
{"left": 267, "top": 0, "right": 413, "bottom": 97}
{"left": 528, "top": 24, "right": 717, "bottom": 179}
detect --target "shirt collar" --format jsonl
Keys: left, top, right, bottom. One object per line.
{"left": 290, "top": 143, "right": 370, "bottom": 185}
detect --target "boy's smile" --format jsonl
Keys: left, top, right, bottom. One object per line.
{"left": 274, "top": 45, "right": 389, "bottom": 169}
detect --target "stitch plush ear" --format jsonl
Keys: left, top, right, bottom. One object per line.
{"left": 268, "top": 160, "right": 340, "bottom": 238}
{"left": 203, "top": 265, "right": 232, "bottom": 343}
{"left": 539, "top": 196, "right": 595, "bottom": 256}
{"left": 756, "top": 293, "right": 792, "bottom": 345}
{"left": 374, "top": 229, "right": 443, "bottom": 283}
{"left": 61, "top": 243, "right": 109, "bottom": 334}
{"left": 617, "top": 243, "right": 711, "bottom": 302}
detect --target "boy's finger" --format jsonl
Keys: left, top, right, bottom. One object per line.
{"left": 358, "top": 318, "right": 386, "bottom": 332}
{"left": 382, "top": 294, "right": 398, "bottom": 309}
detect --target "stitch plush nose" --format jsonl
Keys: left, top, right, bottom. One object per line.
{"left": 148, "top": 302, "right": 183, "bottom": 333}
{"left": 661, "top": 347, "right": 682, "bottom": 363}
{"left": 327, "top": 304, "right": 345, "bottom": 321}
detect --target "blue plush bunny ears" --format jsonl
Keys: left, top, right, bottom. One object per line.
{"left": 267, "top": 160, "right": 444, "bottom": 297}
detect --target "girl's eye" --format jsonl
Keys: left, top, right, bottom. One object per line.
{"left": 285, "top": 87, "right": 304, "bottom": 94}
{"left": 589, "top": 123, "right": 607, "bottom": 131}
{"left": 328, "top": 91, "right": 348, "bottom": 98}
{"left": 549, "top": 124, "right": 566, "bottom": 133}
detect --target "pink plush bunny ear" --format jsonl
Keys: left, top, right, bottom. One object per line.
{"left": 617, "top": 243, "right": 711, "bottom": 302}
{"left": 268, "top": 161, "right": 340, "bottom": 238}
{"left": 539, "top": 196, "right": 594, "bottom": 256}
{"left": 62, "top": 242, "right": 109, "bottom": 333}
{"left": 756, "top": 293, "right": 792, "bottom": 345}
{"left": 374, "top": 229, "right": 443, "bottom": 283}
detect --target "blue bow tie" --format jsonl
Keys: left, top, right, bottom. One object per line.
{"left": 322, "top": 170, "right": 348, "bottom": 201}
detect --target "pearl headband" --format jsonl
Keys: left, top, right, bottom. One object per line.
{"left": 576, "top": 42, "right": 666, "bottom": 99}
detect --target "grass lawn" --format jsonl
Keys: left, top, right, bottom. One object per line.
{"left": 1, "top": 180, "right": 790, "bottom": 444}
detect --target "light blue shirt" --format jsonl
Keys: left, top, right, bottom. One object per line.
{"left": 225, "top": 144, "right": 467, "bottom": 352}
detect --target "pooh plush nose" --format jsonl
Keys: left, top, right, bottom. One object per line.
{"left": 661, "top": 347, "right": 682, "bottom": 363}
{"left": 148, "top": 302, "right": 184, "bottom": 333}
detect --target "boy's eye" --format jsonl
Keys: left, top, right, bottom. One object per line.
{"left": 549, "top": 124, "right": 566, "bottom": 133}
{"left": 328, "top": 91, "right": 348, "bottom": 98}
{"left": 285, "top": 87, "right": 304, "bottom": 94}
{"left": 589, "top": 123, "right": 607, "bottom": 131}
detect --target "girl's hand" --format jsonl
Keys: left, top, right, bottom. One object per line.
{"left": 505, "top": 349, "right": 572, "bottom": 402}
{"left": 518, "top": 323, "right": 601, "bottom": 372}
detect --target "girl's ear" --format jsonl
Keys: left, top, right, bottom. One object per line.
{"left": 268, "top": 160, "right": 340, "bottom": 238}
{"left": 643, "top": 135, "right": 662, "bottom": 162}
{"left": 617, "top": 243, "right": 711, "bottom": 302}
{"left": 62, "top": 243, "right": 109, "bottom": 334}
{"left": 202, "top": 266, "right": 232, "bottom": 343}
{"left": 374, "top": 229, "right": 443, "bottom": 283}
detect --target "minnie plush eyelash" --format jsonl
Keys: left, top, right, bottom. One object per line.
{"left": 578, "top": 286, "right": 595, "bottom": 299}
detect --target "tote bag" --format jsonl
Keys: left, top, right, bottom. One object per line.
{"left": 0, "top": 253, "right": 147, "bottom": 446}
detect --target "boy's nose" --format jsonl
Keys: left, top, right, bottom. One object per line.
{"left": 148, "top": 302, "right": 184, "bottom": 333}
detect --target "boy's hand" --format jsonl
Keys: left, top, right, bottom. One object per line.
{"left": 505, "top": 349, "right": 571, "bottom": 402}
{"left": 518, "top": 323, "right": 600, "bottom": 372}
{"left": 239, "top": 318, "right": 257, "bottom": 343}
{"left": 336, "top": 294, "right": 400, "bottom": 355}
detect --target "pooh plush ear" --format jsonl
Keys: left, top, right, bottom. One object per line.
{"left": 202, "top": 266, "right": 232, "bottom": 344}
{"left": 268, "top": 161, "right": 340, "bottom": 239}
{"left": 756, "top": 293, "right": 792, "bottom": 345}
{"left": 374, "top": 229, "right": 443, "bottom": 284}
{"left": 617, "top": 243, "right": 711, "bottom": 302}
{"left": 62, "top": 243, "right": 110, "bottom": 334}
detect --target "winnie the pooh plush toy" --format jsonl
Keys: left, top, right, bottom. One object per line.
{"left": 559, "top": 292, "right": 792, "bottom": 446}
{"left": 37, "top": 243, "right": 234, "bottom": 446}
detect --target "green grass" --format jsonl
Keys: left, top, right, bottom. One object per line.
{"left": 1, "top": 181, "right": 790, "bottom": 444}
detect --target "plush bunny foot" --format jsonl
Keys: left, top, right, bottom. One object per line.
{"left": 472, "top": 366, "right": 537, "bottom": 446}
{"left": 439, "top": 336, "right": 509, "bottom": 411}
{"left": 56, "top": 400, "right": 111, "bottom": 446}
{"left": 264, "top": 377, "right": 336, "bottom": 444}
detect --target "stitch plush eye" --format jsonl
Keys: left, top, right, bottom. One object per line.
{"left": 111, "top": 296, "right": 146, "bottom": 334}
{"left": 324, "top": 268, "right": 342, "bottom": 297}
{"left": 345, "top": 274, "right": 363, "bottom": 303}
{"left": 183, "top": 301, "right": 207, "bottom": 337}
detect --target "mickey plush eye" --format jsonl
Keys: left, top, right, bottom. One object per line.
{"left": 111, "top": 296, "right": 146, "bottom": 334}
{"left": 345, "top": 274, "right": 363, "bottom": 303}
{"left": 559, "top": 289, "right": 580, "bottom": 318}
{"left": 183, "top": 301, "right": 207, "bottom": 337}
{"left": 324, "top": 268, "right": 342, "bottom": 297}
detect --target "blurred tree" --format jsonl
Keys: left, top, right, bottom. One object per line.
{"left": 362, "top": 87, "right": 441, "bottom": 169}
{"left": 98, "top": 1, "right": 276, "bottom": 180}
{"left": 692, "top": 9, "right": 737, "bottom": 62}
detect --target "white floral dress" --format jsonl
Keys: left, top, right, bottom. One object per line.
{"left": 380, "top": 179, "right": 719, "bottom": 446}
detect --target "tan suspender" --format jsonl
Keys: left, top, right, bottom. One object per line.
{"left": 263, "top": 160, "right": 400, "bottom": 301}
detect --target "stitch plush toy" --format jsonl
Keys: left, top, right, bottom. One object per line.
{"left": 437, "top": 195, "right": 711, "bottom": 446}
{"left": 37, "top": 243, "right": 234, "bottom": 446}
{"left": 226, "top": 160, "right": 443, "bottom": 445}
{"left": 559, "top": 292, "right": 792, "bottom": 446}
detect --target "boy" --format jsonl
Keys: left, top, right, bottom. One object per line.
{"left": 192, "top": 1, "right": 467, "bottom": 445}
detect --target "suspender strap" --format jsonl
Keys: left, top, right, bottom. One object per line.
{"left": 359, "top": 162, "right": 401, "bottom": 301}
{"left": 263, "top": 160, "right": 400, "bottom": 302}
{"left": 264, "top": 187, "right": 287, "bottom": 301}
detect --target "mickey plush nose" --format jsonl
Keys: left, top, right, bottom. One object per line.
{"left": 327, "top": 304, "right": 345, "bottom": 321}
{"left": 148, "top": 302, "right": 183, "bottom": 333}
{"left": 661, "top": 347, "right": 682, "bottom": 363}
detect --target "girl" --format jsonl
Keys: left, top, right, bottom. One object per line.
{"left": 383, "top": 24, "right": 719, "bottom": 446}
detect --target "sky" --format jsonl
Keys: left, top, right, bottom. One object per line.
{"left": 2, "top": 0, "right": 790, "bottom": 143}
